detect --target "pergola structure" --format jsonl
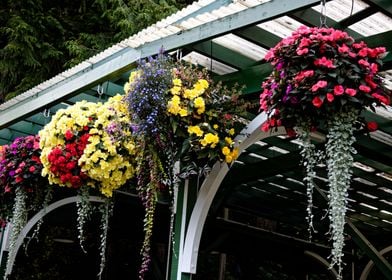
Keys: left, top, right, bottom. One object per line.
{"left": 1, "top": 0, "right": 392, "bottom": 279}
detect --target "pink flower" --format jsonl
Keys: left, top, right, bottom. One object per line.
{"left": 314, "top": 57, "right": 335, "bottom": 68}
{"left": 345, "top": 88, "right": 357, "bottom": 96}
{"left": 297, "top": 48, "right": 309, "bottom": 55}
{"left": 299, "top": 38, "right": 311, "bottom": 48}
{"left": 334, "top": 85, "right": 344, "bottom": 95}
{"left": 358, "top": 48, "right": 368, "bottom": 57}
{"left": 338, "top": 44, "right": 349, "bottom": 53}
{"left": 358, "top": 59, "right": 370, "bottom": 68}
{"left": 312, "top": 96, "right": 323, "bottom": 108}
{"left": 327, "top": 93, "right": 334, "bottom": 102}
{"left": 370, "top": 63, "right": 378, "bottom": 74}
{"left": 294, "top": 70, "right": 314, "bottom": 82}
{"left": 353, "top": 41, "right": 366, "bottom": 49}
{"left": 29, "top": 166, "right": 36, "bottom": 172}
{"left": 261, "top": 122, "right": 270, "bottom": 132}
{"left": 365, "top": 75, "right": 378, "bottom": 89}
{"left": 359, "top": 85, "right": 371, "bottom": 93}
{"left": 311, "top": 80, "right": 328, "bottom": 92}
{"left": 372, "top": 93, "right": 390, "bottom": 105}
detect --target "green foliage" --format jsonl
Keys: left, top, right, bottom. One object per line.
{"left": 0, "top": 0, "right": 187, "bottom": 102}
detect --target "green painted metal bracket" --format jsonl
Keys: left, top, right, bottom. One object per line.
{"left": 314, "top": 185, "right": 392, "bottom": 279}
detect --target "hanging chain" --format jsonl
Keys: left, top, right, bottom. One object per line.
{"left": 97, "top": 84, "right": 104, "bottom": 100}
{"left": 320, "top": 0, "right": 328, "bottom": 27}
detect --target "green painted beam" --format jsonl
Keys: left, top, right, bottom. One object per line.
{"left": 363, "top": 0, "right": 392, "bottom": 18}
{"left": 189, "top": 41, "right": 256, "bottom": 70}
{"left": 234, "top": 25, "right": 282, "bottom": 49}
{"left": 216, "top": 63, "right": 272, "bottom": 95}
{"left": 314, "top": 185, "right": 392, "bottom": 279}
{"left": 337, "top": 6, "right": 378, "bottom": 29}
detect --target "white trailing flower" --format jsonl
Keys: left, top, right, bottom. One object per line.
{"left": 76, "top": 185, "right": 92, "bottom": 253}
{"left": 325, "top": 109, "right": 357, "bottom": 279}
{"left": 6, "top": 187, "right": 28, "bottom": 273}
{"left": 98, "top": 198, "right": 113, "bottom": 280}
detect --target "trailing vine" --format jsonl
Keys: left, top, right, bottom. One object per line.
{"left": 98, "top": 198, "right": 113, "bottom": 280}
{"left": 76, "top": 185, "right": 92, "bottom": 253}
{"left": 325, "top": 110, "right": 357, "bottom": 279}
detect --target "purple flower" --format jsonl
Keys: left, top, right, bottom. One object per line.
{"left": 286, "top": 84, "right": 292, "bottom": 94}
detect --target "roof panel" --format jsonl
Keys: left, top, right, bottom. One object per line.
{"left": 349, "top": 12, "right": 392, "bottom": 36}
{"left": 182, "top": 51, "right": 238, "bottom": 75}
{"left": 311, "top": 0, "right": 369, "bottom": 22}
{"left": 213, "top": 33, "right": 267, "bottom": 60}
{"left": 257, "top": 16, "right": 305, "bottom": 39}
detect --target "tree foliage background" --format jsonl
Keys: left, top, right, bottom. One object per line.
{"left": 0, "top": 0, "right": 190, "bottom": 103}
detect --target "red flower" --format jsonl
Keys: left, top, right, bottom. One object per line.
{"left": 359, "top": 85, "right": 371, "bottom": 93}
{"left": 29, "top": 166, "right": 36, "bottom": 172}
{"left": 314, "top": 57, "right": 335, "bottom": 68}
{"left": 15, "top": 176, "right": 23, "bottom": 183}
{"left": 65, "top": 130, "right": 74, "bottom": 141}
{"left": 370, "top": 63, "right": 378, "bottom": 74}
{"left": 358, "top": 59, "right": 370, "bottom": 68}
{"left": 338, "top": 44, "right": 349, "bottom": 54}
{"left": 327, "top": 93, "right": 334, "bottom": 102}
{"left": 367, "top": 121, "right": 378, "bottom": 132}
{"left": 311, "top": 80, "right": 328, "bottom": 92}
{"left": 358, "top": 48, "right": 368, "bottom": 57}
{"left": 334, "top": 85, "right": 344, "bottom": 95}
{"left": 297, "top": 48, "right": 309, "bottom": 55}
{"left": 345, "top": 88, "right": 357, "bottom": 96}
{"left": 312, "top": 96, "right": 323, "bottom": 108}
{"left": 365, "top": 75, "right": 378, "bottom": 89}
{"left": 261, "top": 122, "right": 270, "bottom": 132}
{"left": 372, "top": 93, "right": 390, "bottom": 105}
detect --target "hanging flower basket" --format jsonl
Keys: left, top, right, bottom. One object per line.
{"left": 124, "top": 53, "right": 248, "bottom": 279}
{"left": 260, "top": 26, "right": 390, "bottom": 278}
{"left": 39, "top": 95, "right": 136, "bottom": 277}
{"left": 0, "top": 135, "right": 47, "bottom": 272}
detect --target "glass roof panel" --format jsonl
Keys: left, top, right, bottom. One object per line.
{"left": 181, "top": 51, "right": 238, "bottom": 75}
{"left": 257, "top": 16, "right": 304, "bottom": 38}
{"left": 349, "top": 12, "right": 392, "bottom": 36}
{"left": 213, "top": 33, "right": 268, "bottom": 61}
{"left": 311, "top": 0, "right": 368, "bottom": 22}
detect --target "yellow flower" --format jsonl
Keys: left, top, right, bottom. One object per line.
{"left": 198, "top": 79, "right": 209, "bottom": 89}
{"left": 225, "top": 137, "right": 233, "bottom": 146}
{"left": 179, "top": 108, "right": 188, "bottom": 117}
{"left": 170, "top": 86, "right": 181, "bottom": 95}
{"left": 202, "top": 133, "right": 219, "bottom": 148}
{"left": 188, "top": 125, "right": 204, "bottom": 137}
{"left": 229, "top": 128, "right": 235, "bottom": 136}
{"left": 124, "top": 82, "right": 130, "bottom": 93}
{"left": 173, "top": 78, "right": 182, "bottom": 87}
{"left": 213, "top": 124, "right": 219, "bottom": 130}
{"left": 225, "top": 155, "right": 233, "bottom": 163}
{"left": 167, "top": 96, "right": 181, "bottom": 115}
{"left": 194, "top": 97, "right": 205, "bottom": 114}
{"left": 183, "top": 89, "right": 198, "bottom": 99}
{"left": 222, "top": 146, "right": 230, "bottom": 156}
